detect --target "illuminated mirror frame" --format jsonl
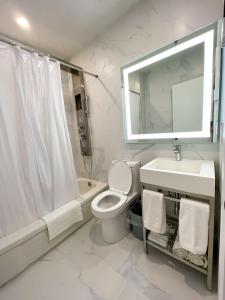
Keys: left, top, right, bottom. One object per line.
{"left": 122, "top": 29, "right": 215, "bottom": 141}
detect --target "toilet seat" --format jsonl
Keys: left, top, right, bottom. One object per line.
{"left": 92, "top": 161, "right": 133, "bottom": 219}
{"left": 91, "top": 190, "right": 127, "bottom": 219}
{"left": 108, "top": 161, "right": 132, "bottom": 194}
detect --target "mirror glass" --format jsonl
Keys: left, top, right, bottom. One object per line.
{"left": 122, "top": 27, "right": 216, "bottom": 141}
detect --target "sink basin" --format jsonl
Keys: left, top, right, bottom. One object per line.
{"left": 140, "top": 157, "right": 215, "bottom": 197}
{"left": 148, "top": 158, "right": 203, "bottom": 174}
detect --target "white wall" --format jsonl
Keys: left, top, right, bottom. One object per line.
{"left": 69, "top": 0, "right": 222, "bottom": 182}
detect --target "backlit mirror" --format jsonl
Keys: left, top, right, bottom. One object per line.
{"left": 121, "top": 21, "right": 221, "bottom": 142}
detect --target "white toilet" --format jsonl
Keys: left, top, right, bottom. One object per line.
{"left": 91, "top": 160, "right": 140, "bottom": 243}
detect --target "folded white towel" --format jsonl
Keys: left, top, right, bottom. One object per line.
{"left": 42, "top": 200, "right": 83, "bottom": 240}
{"left": 179, "top": 199, "right": 209, "bottom": 255}
{"left": 188, "top": 252, "right": 208, "bottom": 269}
{"left": 172, "top": 234, "right": 189, "bottom": 259}
{"left": 143, "top": 190, "right": 166, "bottom": 234}
{"left": 148, "top": 234, "right": 168, "bottom": 248}
{"left": 149, "top": 231, "right": 168, "bottom": 242}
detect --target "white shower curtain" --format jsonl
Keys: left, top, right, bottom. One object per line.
{"left": 0, "top": 42, "right": 79, "bottom": 237}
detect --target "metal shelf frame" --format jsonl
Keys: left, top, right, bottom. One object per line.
{"left": 141, "top": 183, "right": 215, "bottom": 291}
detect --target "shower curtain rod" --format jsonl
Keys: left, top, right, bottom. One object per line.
{"left": 0, "top": 33, "right": 98, "bottom": 78}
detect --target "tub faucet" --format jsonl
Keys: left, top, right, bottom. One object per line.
{"left": 173, "top": 145, "right": 181, "bottom": 161}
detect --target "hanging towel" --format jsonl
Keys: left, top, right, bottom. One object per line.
{"left": 42, "top": 200, "right": 83, "bottom": 240}
{"left": 179, "top": 199, "right": 209, "bottom": 255}
{"left": 188, "top": 252, "right": 208, "bottom": 269}
{"left": 142, "top": 190, "right": 166, "bottom": 234}
{"left": 172, "top": 234, "right": 189, "bottom": 259}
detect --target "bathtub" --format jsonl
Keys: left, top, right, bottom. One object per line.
{"left": 0, "top": 177, "right": 107, "bottom": 287}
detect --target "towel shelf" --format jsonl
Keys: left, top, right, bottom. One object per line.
{"left": 141, "top": 183, "right": 215, "bottom": 291}
{"left": 146, "top": 240, "right": 208, "bottom": 275}
{"left": 157, "top": 188, "right": 181, "bottom": 203}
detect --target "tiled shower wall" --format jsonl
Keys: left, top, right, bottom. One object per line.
{"left": 64, "top": 0, "right": 222, "bottom": 182}
{"left": 61, "top": 69, "right": 83, "bottom": 178}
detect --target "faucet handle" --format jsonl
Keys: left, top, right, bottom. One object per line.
{"left": 173, "top": 145, "right": 181, "bottom": 161}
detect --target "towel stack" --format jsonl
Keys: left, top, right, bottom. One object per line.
{"left": 148, "top": 231, "right": 168, "bottom": 248}
{"left": 188, "top": 252, "right": 208, "bottom": 269}
{"left": 172, "top": 234, "right": 208, "bottom": 269}
{"left": 172, "top": 234, "right": 189, "bottom": 259}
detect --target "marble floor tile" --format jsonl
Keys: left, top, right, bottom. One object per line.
{"left": 81, "top": 260, "right": 126, "bottom": 299}
{"left": 136, "top": 247, "right": 217, "bottom": 300}
{"left": 103, "top": 246, "right": 132, "bottom": 271}
{"left": 118, "top": 282, "right": 149, "bottom": 300}
{"left": 89, "top": 220, "right": 138, "bottom": 271}
{"left": 0, "top": 218, "right": 218, "bottom": 300}
{"left": 0, "top": 259, "right": 86, "bottom": 300}
{"left": 118, "top": 246, "right": 172, "bottom": 300}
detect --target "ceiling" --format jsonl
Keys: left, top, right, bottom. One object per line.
{"left": 0, "top": 0, "right": 141, "bottom": 59}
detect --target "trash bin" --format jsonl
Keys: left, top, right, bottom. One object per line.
{"left": 128, "top": 200, "right": 143, "bottom": 240}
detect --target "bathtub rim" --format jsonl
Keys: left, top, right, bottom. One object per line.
{"left": 78, "top": 177, "right": 108, "bottom": 205}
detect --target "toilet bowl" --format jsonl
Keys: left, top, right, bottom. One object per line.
{"left": 91, "top": 160, "right": 140, "bottom": 243}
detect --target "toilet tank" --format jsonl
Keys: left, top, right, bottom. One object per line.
{"left": 126, "top": 161, "right": 141, "bottom": 195}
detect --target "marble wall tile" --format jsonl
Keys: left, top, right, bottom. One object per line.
{"left": 66, "top": 0, "right": 222, "bottom": 182}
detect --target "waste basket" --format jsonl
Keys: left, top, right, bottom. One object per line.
{"left": 128, "top": 200, "right": 143, "bottom": 240}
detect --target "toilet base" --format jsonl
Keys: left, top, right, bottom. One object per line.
{"left": 101, "top": 209, "right": 129, "bottom": 243}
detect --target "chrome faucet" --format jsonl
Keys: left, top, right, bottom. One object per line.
{"left": 173, "top": 145, "right": 181, "bottom": 161}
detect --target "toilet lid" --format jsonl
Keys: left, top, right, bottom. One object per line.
{"left": 108, "top": 161, "right": 132, "bottom": 195}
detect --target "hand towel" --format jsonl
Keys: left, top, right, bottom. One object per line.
{"left": 143, "top": 189, "right": 166, "bottom": 234}
{"left": 42, "top": 200, "right": 83, "bottom": 240}
{"left": 179, "top": 199, "right": 209, "bottom": 255}
{"left": 172, "top": 234, "right": 189, "bottom": 259}
{"left": 188, "top": 252, "right": 208, "bottom": 269}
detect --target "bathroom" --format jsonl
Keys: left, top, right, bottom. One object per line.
{"left": 0, "top": 0, "right": 224, "bottom": 299}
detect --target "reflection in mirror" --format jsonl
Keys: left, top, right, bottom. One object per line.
{"left": 129, "top": 43, "right": 204, "bottom": 134}
{"left": 122, "top": 26, "right": 217, "bottom": 141}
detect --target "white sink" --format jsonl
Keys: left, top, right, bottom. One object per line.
{"left": 140, "top": 157, "right": 215, "bottom": 197}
